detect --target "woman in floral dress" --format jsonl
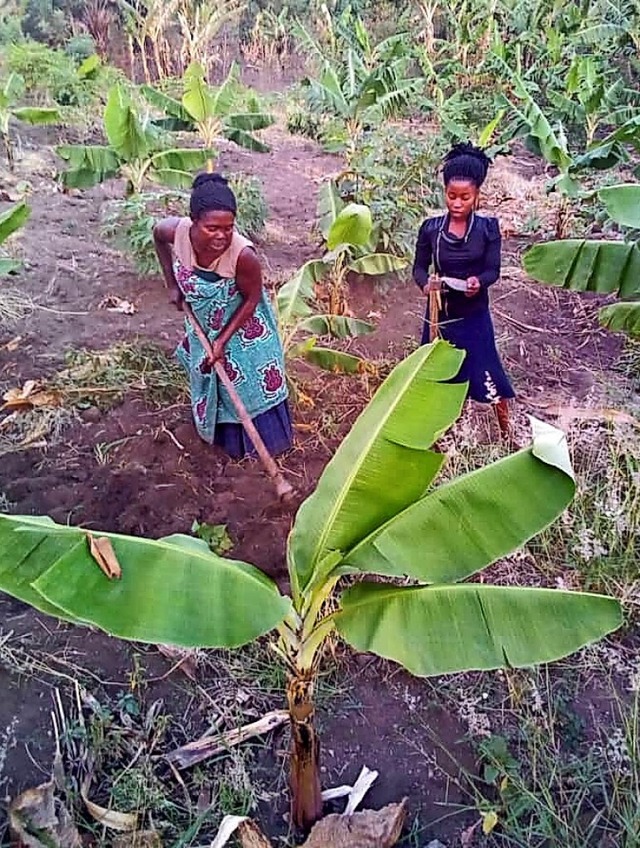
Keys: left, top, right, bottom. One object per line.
{"left": 153, "top": 173, "right": 292, "bottom": 459}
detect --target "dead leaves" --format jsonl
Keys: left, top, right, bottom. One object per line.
{"left": 2, "top": 379, "right": 62, "bottom": 411}
{"left": 8, "top": 781, "right": 82, "bottom": 848}
{"left": 87, "top": 533, "right": 122, "bottom": 579}
{"left": 98, "top": 295, "right": 137, "bottom": 315}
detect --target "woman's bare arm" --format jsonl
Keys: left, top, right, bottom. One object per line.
{"left": 153, "top": 216, "right": 183, "bottom": 310}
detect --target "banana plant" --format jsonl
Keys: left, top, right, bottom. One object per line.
{"left": 0, "top": 343, "right": 622, "bottom": 832}
{"left": 0, "top": 200, "right": 30, "bottom": 275}
{"left": 56, "top": 84, "right": 215, "bottom": 194}
{"left": 295, "top": 15, "right": 422, "bottom": 157}
{"left": 0, "top": 73, "right": 59, "bottom": 169}
{"left": 140, "top": 62, "right": 273, "bottom": 157}
{"left": 524, "top": 183, "right": 640, "bottom": 338}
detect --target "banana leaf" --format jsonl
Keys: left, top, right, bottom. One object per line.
{"left": 344, "top": 418, "right": 575, "bottom": 582}
{"left": 151, "top": 147, "right": 216, "bottom": 172}
{"left": 599, "top": 301, "right": 640, "bottom": 338}
{"left": 0, "top": 201, "right": 30, "bottom": 243}
{"left": 317, "top": 181, "right": 345, "bottom": 240}
{"left": 289, "top": 341, "right": 467, "bottom": 591}
{"left": 12, "top": 106, "right": 59, "bottom": 125}
{"left": 149, "top": 167, "right": 197, "bottom": 190}
{"left": 327, "top": 203, "right": 372, "bottom": 250}
{"left": 56, "top": 145, "right": 120, "bottom": 189}
{"left": 277, "top": 260, "right": 328, "bottom": 326}
{"left": 141, "top": 84, "right": 193, "bottom": 127}
{"left": 335, "top": 581, "right": 621, "bottom": 676}
{"left": 104, "top": 85, "right": 150, "bottom": 162}
{"left": 299, "top": 314, "right": 375, "bottom": 338}
{"left": 225, "top": 113, "right": 274, "bottom": 132}
{"left": 348, "top": 253, "right": 407, "bottom": 276}
{"left": 0, "top": 515, "right": 291, "bottom": 648}
{"left": 223, "top": 126, "right": 270, "bottom": 153}
{"left": 523, "top": 239, "right": 640, "bottom": 299}
{"left": 183, "top": 62, "right": 215, "bottom": 123}
{"left": 303, "top": 346, "right": 364, "bottom": 373}
{"left": 598, "top": 185, "right": 640, "bottom": 230}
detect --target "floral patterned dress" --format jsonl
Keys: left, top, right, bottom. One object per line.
{"left": 172, "top": 219, "right": 292, "bottom": 458}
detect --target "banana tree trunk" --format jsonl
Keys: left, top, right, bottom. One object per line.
{"left": 287, "top": 672, "right": 323, "bottom": 830}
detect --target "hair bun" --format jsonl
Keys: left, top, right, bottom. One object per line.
{"left": 192, "top": 172, "right": 229, "bottom": 190}
{"left": 444, "top": 143, "right": 492, "bottom": 165}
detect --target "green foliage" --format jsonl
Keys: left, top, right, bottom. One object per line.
{"left": 6, "top": 40, "right": 101, "bottom": 107}
{"left": 64, "top": 33, "right": 97, "bottom": 63}
{"left": 0, "top": 201, "right": 31, "bottom": 276}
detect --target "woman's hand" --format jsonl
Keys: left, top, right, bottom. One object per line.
{"left": 466, "top": 276, "right": 481, "bottom": 297}
{"left": 208, "top": 339, "right": 225, "bottom": 365}
{"left": 426, "top": 274, "right": 441, "bottom": 293}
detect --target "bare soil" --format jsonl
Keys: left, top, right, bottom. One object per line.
{"left": 0, "top": 113, "right": 633, "bottom": 846}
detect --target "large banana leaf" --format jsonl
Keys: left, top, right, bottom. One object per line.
{"left": 151, "top": 147, "right": 216, "bottom": 173}
{"left": 317, "top": 181, "right": 345, "bottom": 240}
{"left": 299, "top": 314, "right": 375, "bottom": 338}
{"left": 56, "top": 145, "right": 120, "bottom": 189}
{"left": 277, "top": 260, "right": 328, "bottom": 326}
{"left": 183, "top": 62, "right": 215, "bottom": 124}
{"left": 0, "top": 514, "right": 291, "bottom": 648}
{"left": 141, "top": 85, "right": 193, "bottom": 127}
{"left": 225, "top": 113, "right": 274, "bottom": 132}
{"left": 523, "top": 239, "right": 640, "bottom": 298}
{"left": 11, "top": 106, "right": 59, "bottom": 125}
{"left": 344, "top": 419, "right": 574, "bottom": 582}
{"left": 598, "top": 184, "right": 640, "bottom": 230}
{"left": 303, "top": 346, "right": 364, "bottom": 373}
{"left": 348, "top": 253, "right": 407, "bottom": 276}
{"left": 503, "top": 73, "right": 572, "bottom": 171}
{"left": 327, "top": 203, "right": 372, "bottom": 250}
{"left": 599, "top": 302, "right": 640, "bottom": 338}
{"left": 223, "top": 126, "right": 270, "bottom": 153}
{"left": 149, "top": 167, "right": 197, "bottom": 190}
{"left": 289, "top": 341, "right": 467, "bottom": 591}
{"left": 104, "top": 85, "right": 150, "bottom": 162}
{"left": 0, "top": 201, "right": 30, "bottom": 243}
{"left": 335, "top": 581, "right": 621, "bottom": 676}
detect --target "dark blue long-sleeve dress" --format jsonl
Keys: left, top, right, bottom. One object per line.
{"left": 413, "top": 213, "right": 515, "bottom": 403}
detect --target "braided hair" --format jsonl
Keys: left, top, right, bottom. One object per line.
{"left": 442, "top": 143, "right": 492, "bottom": 189}
{"left": 190, "top": 172, "right": 237, "bottom": 219}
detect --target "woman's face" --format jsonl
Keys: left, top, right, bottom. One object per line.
{"left": 444, "top": 179, "right": 478, "bottom": 221}
{"left": 191, "top": 209, "right": 235, "bottom": 253}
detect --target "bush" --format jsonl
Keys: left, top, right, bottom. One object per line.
{"left": 64, "top": 33, "right": 97, "bottom": 63}
{"left": 0, "top": 15, "right": 24, "bottom": 46}
{"left": 7, "top": 40, "right": 93, "bottom": 106}
{"left": 20, "top": 0, "right": 84, "bottom": 45}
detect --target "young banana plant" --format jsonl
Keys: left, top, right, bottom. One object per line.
{"left": 0, "top": 73, "right": 59, "bottom": 169}
{"left": 140, "top": 61, "right": 274, "bottom": 163}
{"left": 56, "top": 84, "right": 215, "bottom": 194}
{"left": 0, "top": 343, "right": 622, "bottom": 832}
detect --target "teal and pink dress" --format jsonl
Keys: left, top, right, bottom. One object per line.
{"left": 172, "top": 218, "right": 292, "bottom": 458}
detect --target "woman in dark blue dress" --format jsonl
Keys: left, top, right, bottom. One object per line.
{"left": 412, "top": 143, "right": 515, "bottom": 440}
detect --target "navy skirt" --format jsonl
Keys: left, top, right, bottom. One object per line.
{"left": 214, "top": 399, "right": 294, "bottom": 459}
{"left": 422, "top": 308, "right": 515, "bottom": 403}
